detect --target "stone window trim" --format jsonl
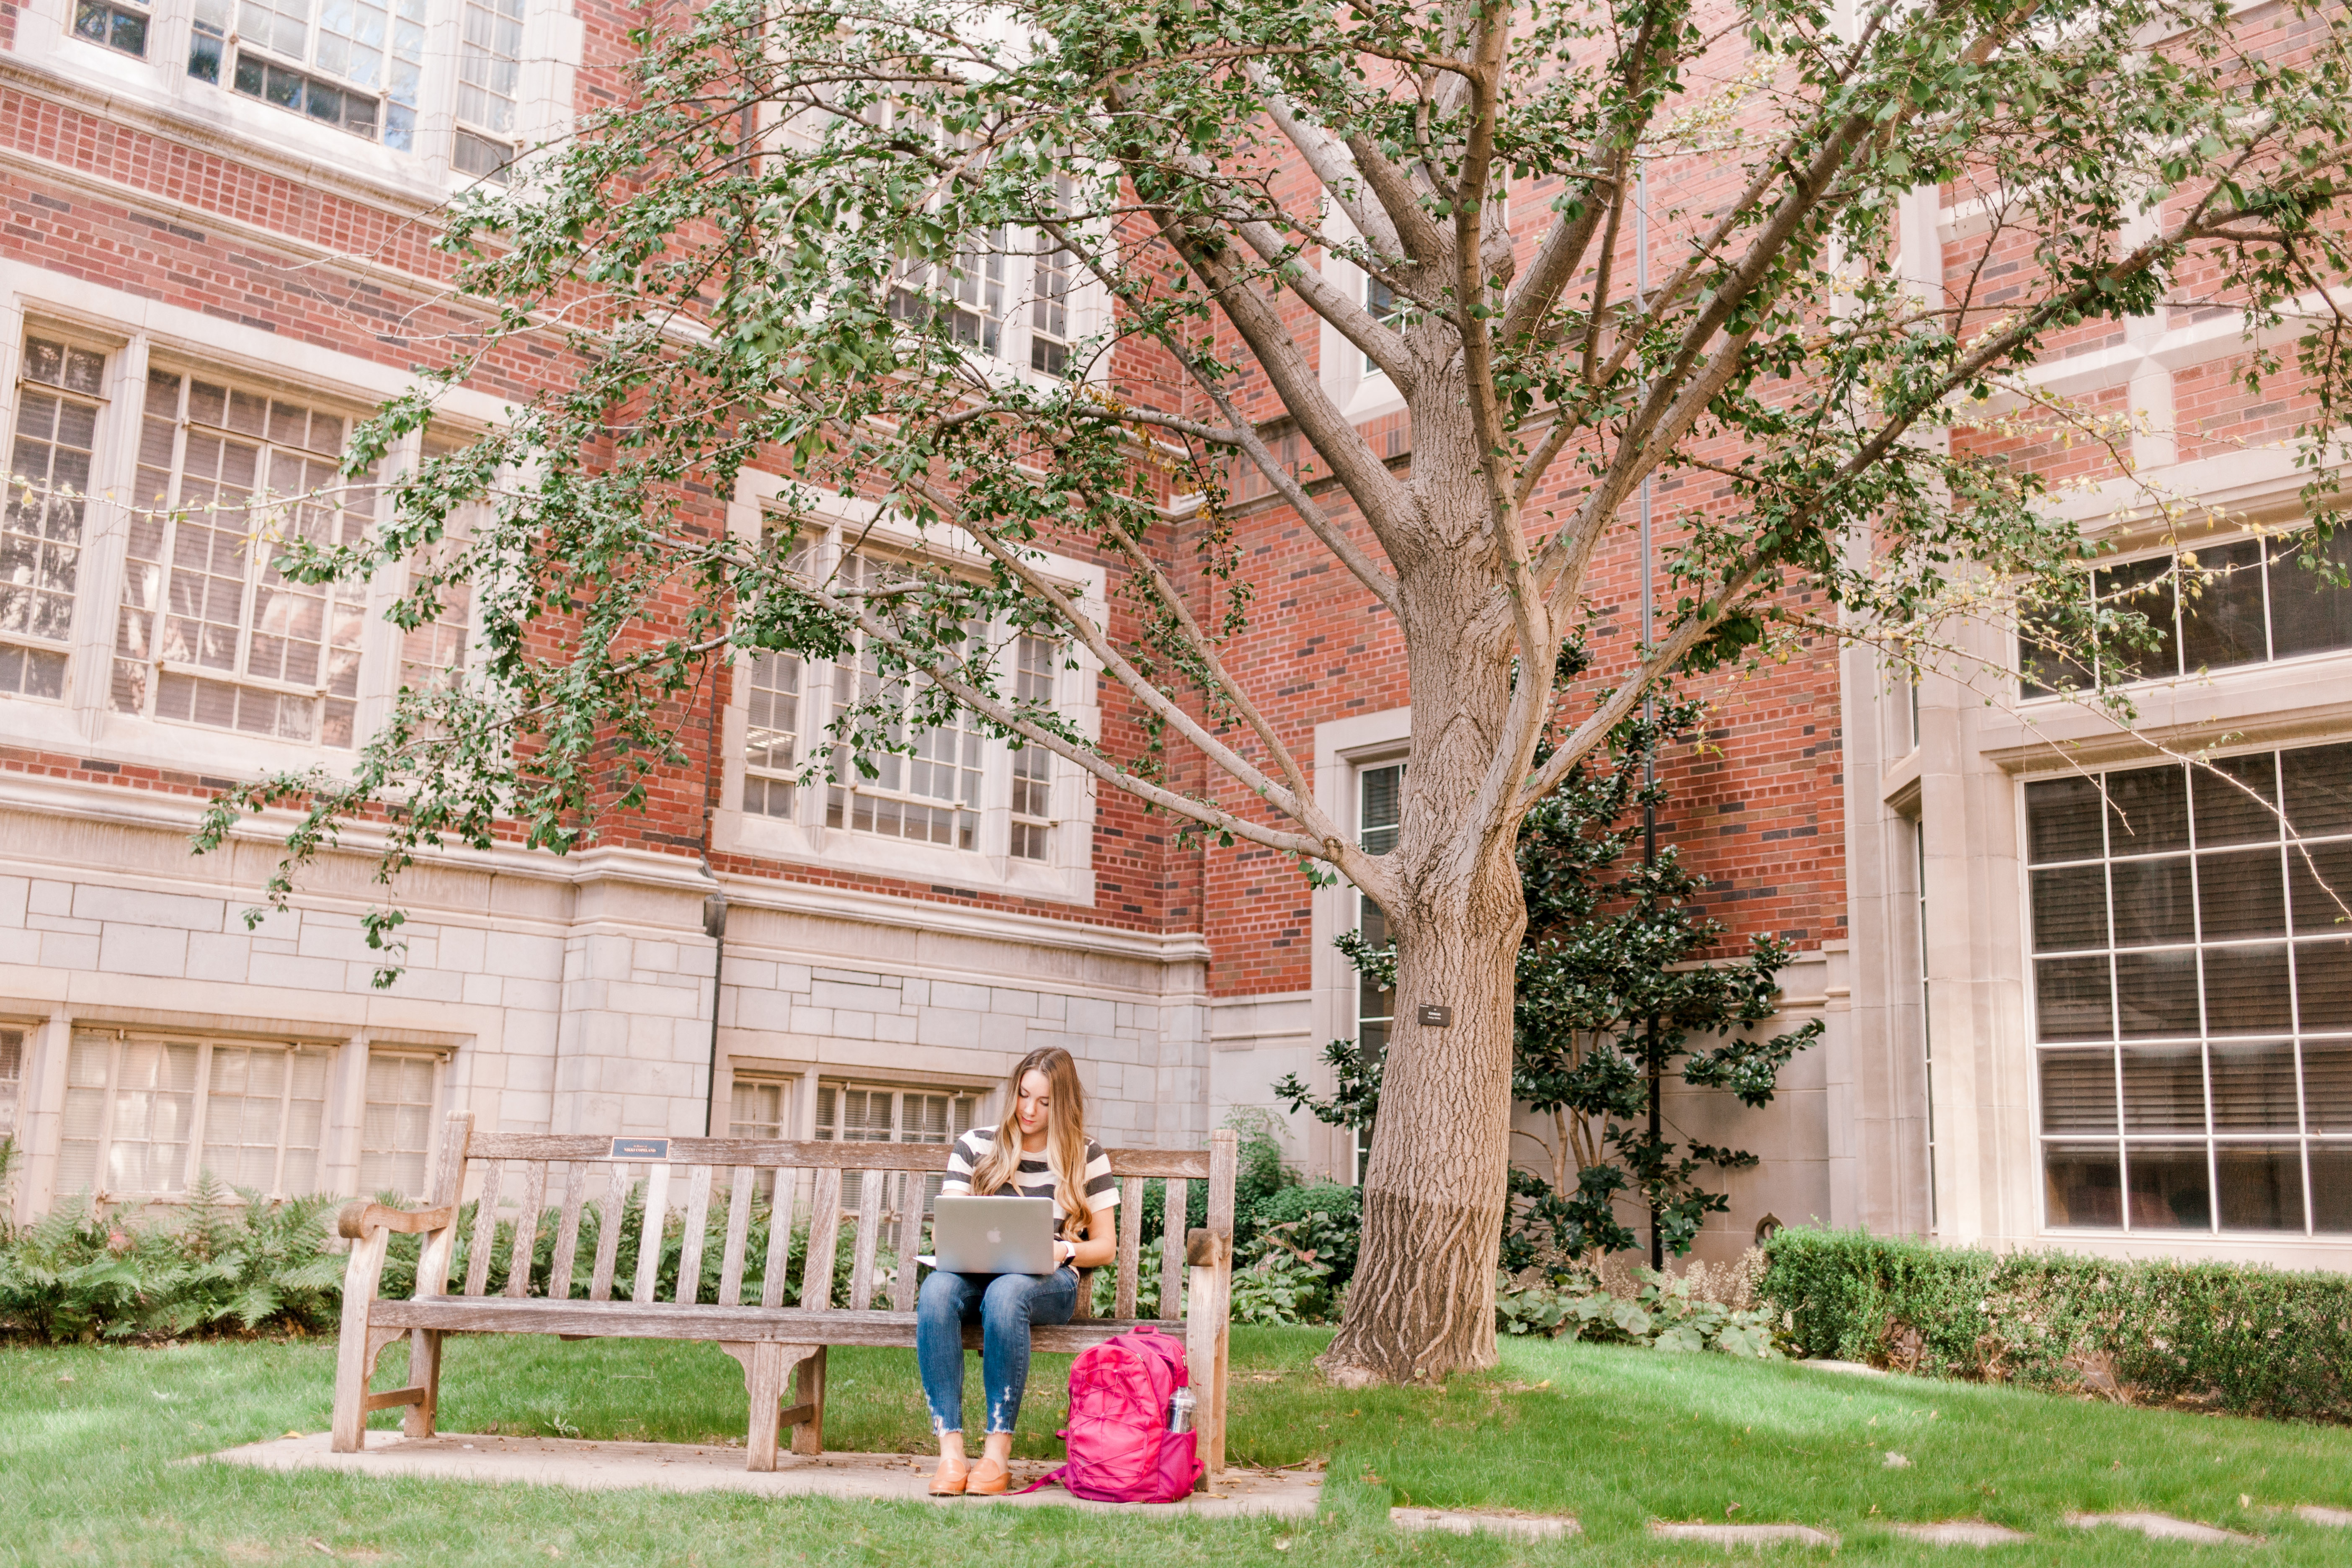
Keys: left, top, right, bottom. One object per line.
{"left": 1306, "top": 706, "right": 1413, "bottom": 1187}
{"left": 713, "top": 490, "right": 1104, "bottom": 905}
{"left": 2019, "top": 741, "right": 2352, "bottom": 1240}
{"left": 26, "top": 0, "right": 574, "bottom": 198}
{"left": 56, "top": 1026, "right": 338, "bottom": 1202}
{"left": 0, "top": 307, "right": 490, "bottom": 781}
{"left": 1, "top": 331, "right": 113, "bottom": 705}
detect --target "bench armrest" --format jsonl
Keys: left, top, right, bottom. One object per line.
{"left": 337, "top": 1201, "right": 457, "bottom": 1242}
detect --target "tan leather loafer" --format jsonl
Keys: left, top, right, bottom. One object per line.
{"left": 928, "top": 1458, "right": 970, "bottom": 1496}
{"left": 965, "top": 1457, "right": 1011, "bottom": 1496}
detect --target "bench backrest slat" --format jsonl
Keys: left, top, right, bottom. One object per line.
{"left": 505, "top": 1160, "right": 548, "bottom": 1299}
{"left": 802, "top": 1166, "right": 843, "bottom": 1311}
{"left": 464, "top": 1159, "right": 503, "bottom": 1297}
{"left": 719, "top": 1165, "right": 756, "bottom": 1308}
{"left": 589, "top": 1161, "right": 628, "bottom": 1302}
{"left": 891, "top": 1173, "right": 926, "bottom": 1312}
{"left": 759, "top": 1168, "right": 794, "bottom": 1309}
{"left": 1159, "top": 1177, "right": 1186, "bottom": 1321}
{"left": 846, "top": 1168, "right": 884, "bottom": 1311}
{"left": 676, "top": 1164, "right": 714, "bottom": 1305}
{"left": 1114, "top": 1175, "right": 1145, "bottom": 1319}
{"left": 632, "top": 1163, "right": 671, "bottom": 1304}
{"left": 549, "top": 1160, "right": 589, "bottom": 1301}
{"left": 429, "top": 1118, "right": 1232, "bottom": 1320}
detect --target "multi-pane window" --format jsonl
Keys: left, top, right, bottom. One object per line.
{"left": 56, "top": 1030, "right": 330, "bottom": 1199}
{"left": 454, "top": 0, "right": 525, "bottom": 180}
{"left": 1030, "top": 238, "right": 1075, "bottom": 376}
{"left": 113, "top": 369, "right": 373, "bottom": 747}
{"left": 2, "top": 337, "right": 104, "bottom": 701}
{"left": 1008, "top": 633, "right": 1056, "bottom": 861}
{"left": 890, "top": 232, "right": 1008, "bottom": 355}
{"left": 2027, "top": 743, "right": 2352, "bottom": 1235}
{"left": 395, "top": 436, "right": 473, "bottom": 696}
{"left": 73, "top": 0, "right": 150, "bottom": 55}
{"left": 357, "top": 1051, "right": 439, "bottom": 1199}
{"left": 2020, "top": 527, "right": 2352, "bottom": 695}
{"left": 742, "top": 652, "right": 802, "bottom": 819}
{"left": 729, "top": 1077, "right": 790, "bottom": 1140}
{"left": 815, "top": 1078, "right": 980, "bottom": 1212}
{"left": 0, "top": 1027, "right": 23, "bottom": 1140}
{"left": 1352, "top": 762, "right": 1402, "bottom": 1182}
{"left": 188, "top": 0, "right": 427, "bottom": 150}
{"left": 1030, "top": 175, "right": 1077, "bottom": 377}
{"left": 826, "top": 556, "right": 985, "bottom": 850}
{"left": 1363, "top": 273, "right": 1402, "bottom": 377}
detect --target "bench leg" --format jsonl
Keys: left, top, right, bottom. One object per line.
{"left": 330, "top": 1227, "right": 393, "bottom": 1453}
{"left": 1187, "top": 1256, "right": 1232, "bottom": 1477}
{"left": 402, "top": 1329, "right": 444, "bottom": 1439}
{"left": 789, "top": 1346, "right": 827, "bottom": 1457}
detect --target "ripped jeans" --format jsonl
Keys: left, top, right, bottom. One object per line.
{"left": 916, "top": 1265, "right": 1078, "bottom": 1436}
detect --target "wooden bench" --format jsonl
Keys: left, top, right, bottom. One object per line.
{"left": 333, "top": 1112, "right": 1239, "bottom": 1475}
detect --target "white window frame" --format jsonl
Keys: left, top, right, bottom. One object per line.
{"left": 2017, "top": 523, "right": 2352, "bottom": 699}
{"left": 2018, "top": 743, "right": 2352, "bottom": 1240}
{"left": 14, "top": 0, "right": 578, "bottom": 198}
{"left": 0, "top": 273, "right": 509, "bottom": 781}
{"left": 1348, "top": 758, "right": 1403, "bottom": 1184}
{"left": 0, "top": 329, "right": 113, "bottom": 707}
{"left": 57, "top": 1027, "right": 339, "bottom": 1202}
{"left": 714, "top": 482, "right": 1103, "bottom": 903}
{"left": 728, "top": 1072, "right": 794, "bottom": 1140}
{"left": 814, "top": 1074, "right": 987, "bottom": 1215}
{"left": 0, "top": 1024, "right": 26, "bottom": 1142}
{"left": 356, "top": 1046, "right": 446, "bottom": 1201}
{"left": 1307, "top": 706, "right": 1413, "bottom": 1187}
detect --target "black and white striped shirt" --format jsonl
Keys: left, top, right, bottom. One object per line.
{"left": 941, "top": 1126, "right": 1117, "bottom": 1235}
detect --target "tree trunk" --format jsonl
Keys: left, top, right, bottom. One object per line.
{"left": 1319, "top": 865, "right": 1525, "bottom": 1386}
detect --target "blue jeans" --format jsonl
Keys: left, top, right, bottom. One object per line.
{"left": 916, "top": 1266, "right": 1078, "bottom": 1435}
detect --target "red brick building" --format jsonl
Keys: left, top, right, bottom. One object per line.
{"left": 0, "top": 0, "right": 2343, "bottom": 1274}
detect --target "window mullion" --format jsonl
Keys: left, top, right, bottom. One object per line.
{"left": 183, "top": 1040, "right": 215, "bottom": 1193}
{"left": 272, "top": 1045, "right": 296, "bottom": 1197}
{"left": 91, "top": 1033, "right": 125, "bottom": 1202}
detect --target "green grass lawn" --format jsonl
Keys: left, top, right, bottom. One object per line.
{"left": 6, "top": 1328, "right": 2352, "bottom": 1565}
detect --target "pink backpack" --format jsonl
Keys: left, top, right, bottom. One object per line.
{"left": 1024, "top": 1324, "right": 1203, "bottom": 1503}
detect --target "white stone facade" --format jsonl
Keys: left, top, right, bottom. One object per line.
{"left": 0, "top": 775, "right": 1208, "bottom": 1222}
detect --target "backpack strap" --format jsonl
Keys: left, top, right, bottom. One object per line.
{"left": 1015, "top": 1465, "right": 1067, "bottom": 1496}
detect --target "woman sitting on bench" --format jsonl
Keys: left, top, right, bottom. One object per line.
{"left": 920, "top": 1045, "right": 1118, "bottom": 1496}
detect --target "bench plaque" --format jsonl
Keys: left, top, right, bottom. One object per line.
{"left": 609, "top": 1137, "right": 671, "bottom": 1159}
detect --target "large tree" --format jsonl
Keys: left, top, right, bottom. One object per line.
{"left": 212, "top": 0, "right": 2352, "bottom": 1383}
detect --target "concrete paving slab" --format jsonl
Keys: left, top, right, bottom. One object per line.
{"left": 1890, "top": 1521, "right": 2033, "bottom": 1547}
{"left": 1801, "top": 1359, "right": 1888, "bottom": 1377}
{"left": 1650, "top": 1521, "right": 1839, "bottom": 1548}
{"left": 2295, "top": 1506, "right": 2352, "bottom": 1527}
{"left": 1390, "top": 1506, "right": 1577, "bottom": 1541}
{"left": 204, "top": 1432, "right": 1321, "bottom": 1518}
{"left": 2066, "top": 1511, "right": 2252, "bottom": 1544}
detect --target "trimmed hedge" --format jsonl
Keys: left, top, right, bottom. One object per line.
{"left": 1761, "top": 1227, "right": 2352, "bottom": 1423}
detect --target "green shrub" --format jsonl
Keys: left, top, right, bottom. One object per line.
{"left": 1243, "top": 1183, "right": 1359, "bottom": 1285}
{"left": 0, "top": 1176, "right": 342, "bottom": 1343}
{"left": 1496, "top": 1267, "right": 1787, "bottom": 1358}
{"left": 1762, "top": 1227, "right": 2352, "bottom": 1422}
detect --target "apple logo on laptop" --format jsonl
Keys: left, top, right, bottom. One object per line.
{"left": 988, "top": 1228, "right": 1002, "bottom": 1244}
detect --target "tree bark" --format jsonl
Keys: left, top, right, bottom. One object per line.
{"left": 1319, "top": 859, "right": 1526, "bottom": 1386}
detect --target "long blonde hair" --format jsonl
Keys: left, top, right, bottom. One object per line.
{"left": 969, "top": 1047, "right": 1092, "bottom": 1239}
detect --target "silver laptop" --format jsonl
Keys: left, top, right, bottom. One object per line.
{"left": 931, "top": 1195, "right": 1058, "bottom": 1276}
